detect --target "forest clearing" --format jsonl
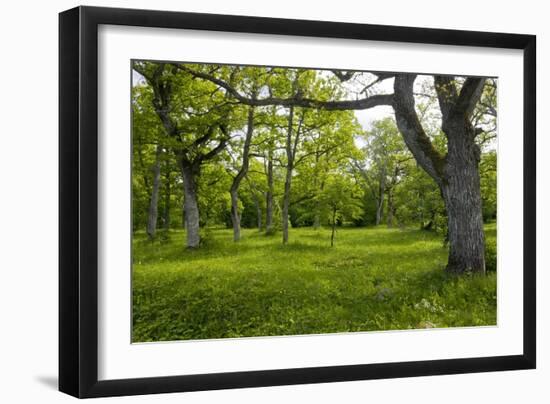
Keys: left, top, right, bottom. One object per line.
{"left": 132, "top": 224, "right": 496, "bottom": 342}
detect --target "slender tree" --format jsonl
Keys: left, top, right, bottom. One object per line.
{"left": 317, "top": 175, "right": 362, "bottom": 247}
{"left": 281, "top": 105, "right": 300, "bottom": 244}
{"left": 265, "top": 147, "right": 275, "bottom": 233}
{"left": 229, "top": 106, "right": 256, "bottom": 241}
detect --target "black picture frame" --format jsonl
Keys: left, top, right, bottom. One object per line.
{"left": 59, "top": 5, "right": 536, "bottom": 398}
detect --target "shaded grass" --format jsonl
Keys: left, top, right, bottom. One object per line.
{"left": 132, "top": 224, "right": 497, "bottom": 342}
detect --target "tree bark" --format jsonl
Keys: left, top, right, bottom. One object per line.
{"left": 229, "top": 106, "right": 255, "bottom": 241}
{"left": 180, "top": 162, "right": 201, "bottom": 248}
{"left": 441, "top": 120, "right": 485, "bottom": 274}
{"left": 146, "top": 145, "right": 162, "bottom": 240}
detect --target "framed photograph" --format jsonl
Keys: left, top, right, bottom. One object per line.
{"left": 59, "top": 6, "right": 536, "bottom": 398}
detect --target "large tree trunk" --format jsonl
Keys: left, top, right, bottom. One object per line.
{"left": 441, "top": 122, "right": 485, "bottom": 274}
{"left": 393, "top": 74, "right": 486, "bottom": 274}
{"left": 146, "top": 145, "right": 162, "bottom": 240}
{"left": 230, "top": 106, "right": 255, "bottom": 241}
{"left": 180, "top": 162, "right": 201, "bottom": 248}
{"left": 265, "top": 153, "right": 274, "bottom": 233}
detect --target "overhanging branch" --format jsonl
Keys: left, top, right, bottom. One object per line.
{"left": 172, "top": 64, "right": 394, "bottom": 111}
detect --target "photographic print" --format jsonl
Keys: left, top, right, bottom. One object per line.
{"left": 131, "top": 60, "right": 497, "bottom": 343}
{"left": 59, "top": 7, "right": 535, "bottom": 396}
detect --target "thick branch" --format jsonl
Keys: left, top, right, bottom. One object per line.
{"left": 173, "top": 64, "right": 394, "bottom": 110}
{"left": 455, "top": 78, "right": 486, "bottom": 118}
{"left": 393, "top": 74, "right": 446, "bottom": 184}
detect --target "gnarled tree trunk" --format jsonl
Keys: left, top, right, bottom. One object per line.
{"left": 394, "top": 73, "right": 486, "bottom": 274}
{"left": 441, "top": 120, "right": 485, "bottom": 274}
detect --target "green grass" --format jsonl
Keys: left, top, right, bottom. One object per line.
{"left": 132, "top": 224, "right": 497, "bottom": 342}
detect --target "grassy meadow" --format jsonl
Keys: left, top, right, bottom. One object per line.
{"left": 132, "top": 224, "right": 497, "bottom": 342}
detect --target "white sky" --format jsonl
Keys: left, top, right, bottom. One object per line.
{"left": 132, "top": 70, "right": 145, "bottom": 86}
